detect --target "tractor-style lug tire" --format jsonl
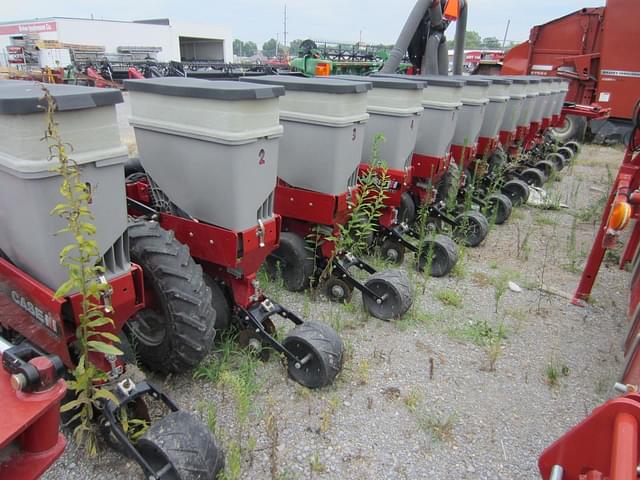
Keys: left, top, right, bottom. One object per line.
{"left": 283, "top": 322, "right": 344, "bottom": 388}
{"left": 362, "top": 269, "right": 413, "bottom": 321}
{"left": 137, "top": 410, "right": 225, "bottom": 480}
{"left": 127, "top": 220, "right": 216, "bottom": 374}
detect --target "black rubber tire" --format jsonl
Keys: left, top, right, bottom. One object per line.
{"left": 563, "top": 141, "right": 581, "bottom": 155}
{"left": 282, "top": 322, "right": 344, "bottom": 388}
{"left": 556, "top": 146, "right": 575, "bottom": 164}
{"left": 453, "top": 211, "right": 489, "bottom": 247}
{"left": 203, "top": 274, "right": 232, "bottom": 331}
{"left": 136, "top": 410, "right": 224, "bottom": 480}
{"left": 398, "top": 192, "right": 417, "bottom": 225}
{"left": 519, "top": 168, "right": 546, "bottom": 188}
{"left": 488, "top": 149, "right": 507, "bottom": 174}
{"left": 551, "top": 114, "right": 587, "bottom": 143}
{"left": 362, "top": 269, "right": 413, "bottom": 321}
{"left": 546, "top": 152, "right": 566, "bottom": 171}
{"left": 323, "top": 276, "right": 354, "bottom": 304}
{"left": 485, "top": 193, "right": 513, "bottom": 225}
{"left": 265, "top": 232, "right": 314, "bottom": 292}
{"left": 380, "top": 238, "right": 406, "bottom": 265}
{"left": 502, "top": 179, "right": 530, "bottom": 207}
{"left": 128, "top": 221, "right": 216, "bottom": 374}
{"left": 436, "top": 164, "right": 459, "bottom": 203}
{"left": 533, "top": 160, "right": 556, "bottom": 180}
{"left": 417, "top": 234, "right": 458, "bottom": 277}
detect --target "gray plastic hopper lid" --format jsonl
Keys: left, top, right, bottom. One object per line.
{"left": 475, "top": 76, "right": 512, "bottom": 85}
{"left": 373, "top": 73, "right": 465, "bottom": 88}
{"left": 330, "top": 74, "right": 425, "bottom": 90}
{"left": 502, "top": 76, "right": 531, "bottom": 84}
{"left": 449, "top": 75, "right": 491, "bottom": 86}
{"left": 0, "top": 83, "right": 123, "bottom": 114}
{"left": 239, "top": 75, "right": 370, "bottom": 94}
{"left": 125, "top": 77, "right": 285, "bottom": 100}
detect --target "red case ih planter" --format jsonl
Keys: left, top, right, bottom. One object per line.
{"left": 0, "top": 82, "right": 224, "bottom": 479}
{"left": 124, "top": 77, "right": 345, "bottom": 388}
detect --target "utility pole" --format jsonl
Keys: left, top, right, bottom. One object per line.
{"left": 283, "top": 4, "right": 288, "bottom": 47}
{"left": 502, "top": 19, "right": 511, "bottom": 49}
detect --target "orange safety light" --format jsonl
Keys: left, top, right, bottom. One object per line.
{"left": 443, "top": 0, "right": 460, "bottom": 21}
{"left": 315, "top": 63, "right": 331, "bottom": 76}
{"left": 608, "top": 201, "right": 632, "bottom": 231}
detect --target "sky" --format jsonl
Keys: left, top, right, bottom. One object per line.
{"left": 4, "top": 0, "right": 606, "bottom": 47}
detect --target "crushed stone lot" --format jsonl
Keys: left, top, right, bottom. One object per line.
{"left": 45, "top": 143, "right": 630, "bottom": 480}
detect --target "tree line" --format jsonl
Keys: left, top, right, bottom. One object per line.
{"left": 234, "top": 31, "right": 519, "bottom": 59}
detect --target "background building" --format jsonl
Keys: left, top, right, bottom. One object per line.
{"left": 0, "top": 17, "right": 233, "bottom": 67}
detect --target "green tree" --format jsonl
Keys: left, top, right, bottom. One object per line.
{"left": 243, "top": 41, "right": 258, "bottom": 57}
{"left": 289, "top": 39, "right": 304, "bottom": 56}
{"left": 262, "top": 38, "right": 278, "bottom": 58}
{"left": 233, "top": 39, "right": 244, "bottom": 56}
{"left": 465, "top": 30, "right": 482, "bottom": 49}
{"left": 482, "top": 36, "right": 502, "bottom": 49}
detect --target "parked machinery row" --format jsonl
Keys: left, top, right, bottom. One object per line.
{"left": 0, "top": 69, "right": 576, "bottom": 479}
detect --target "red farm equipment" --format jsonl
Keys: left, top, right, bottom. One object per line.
{"left": 502, "top": 0, "right": 640, "bottom": 145}
{"left": 0, "top": 82, "right": 224, "bottom": 479}
{"left": 539, "top": 102, "right": 640, "bottom": 480}
{"left": 124, "top": 77, "right": 345, "bottom": 388}
{"left": 0, "top": 338, "right": 66, "bottom": 479}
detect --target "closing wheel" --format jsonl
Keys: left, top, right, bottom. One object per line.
{"left": 362, "top": 269, "right": 413, "bottom": 321}
{"left": 417, "top": 234, "right": 458, "bottom": 277}
{"left": 533, "top": 160, "right": 556, "bottom": 180}
{"left": 519, "top": 168, "right": 546, "bottom": 188}
{"left": 398, "top": 192, "right": 417, "bottom": 224}
{"left": 556, "top": 146, "right": 575, "bottom": 165}
{"left": 453, "top": 211, "right": 489, "bottom": 247}
{"left": 546, "top": 152, "right": 566, "bottom": 171}
{"left": 127, "top": 221, "right": 216, "bottom": 374}
{"left": 380, "top": 238, "right": 406, "bottom": 265}
{"left": 282, "top": 322, "right": 344, "bottom": 388}
{"left": 563, "top": 141, "right": 581, "bottom": 155}
{"left": 502, "top": 179, "right": 530, "bottom": 207}
{"left": 265, "top": 232, "right": 315, "bottom": 292}
{"left": 137, "top": 410, "right": 225, "bottom": 480}
{"left": 323, "top": 276, "right": 354, "bottom": 304}
{"left": 484, "top": 193, "right": 513, "bottom": 225}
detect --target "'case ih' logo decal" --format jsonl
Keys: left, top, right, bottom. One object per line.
{"left": 10, "top": 290, "right": 59, "bottom": 335}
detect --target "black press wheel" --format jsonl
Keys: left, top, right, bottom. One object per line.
{"left": 265, "top": 232, "right": 315, "bottom": 292}
{"left": 203, "top": 274, "right": 232, "bottom": 331}
{"left": 563, "top": 141, "right": 581, "bottom": 155}
{"left": 362, "top": 269, "right": 413, "bottom": 321}
{"left": 380, "top": 238, "right": 406, "bottom": 265}
{"left": 546, "top": 152, "right": 566, "bottom": 171}
{"left": 533, "top": 160, "right": 556, "bottom": 180}
{"left": 398, "top": 192, "right": 417, "bottom": 225}
{"left": 282, "top": 321, "right": 344, "bottom": 388}
{"left": 556, "top": 146, "right": 575, "bottom": 165}
{"left": 502, "top": 179, "right": 530, "bottom": 207}
{"left": 453, "top": 211, "right": 489, "bottom": 247}
{"left": 127, "top": 221, "right": 216, "bottom": 374}
{"left": 519, "top": 168, "right": 546, "bottom": 188}
{"left": 484, "top": 193, "right": 513, "bottom": 225}
{"left": 417, "top": 234, "right": 459, "bottom": 277}
{"left": 323, "top": 276, "right": 354, "bottom": 304}
{"left": 137, "top": 410, "right": 224, "bottom": 480}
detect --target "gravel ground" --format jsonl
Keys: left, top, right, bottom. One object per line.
{"left": 44, "top": 139, "right": 630, "bottom": 479}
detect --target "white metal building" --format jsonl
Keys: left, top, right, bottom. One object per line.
{"left": 0, "top": 17, "right": 233, "bottom": 66}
